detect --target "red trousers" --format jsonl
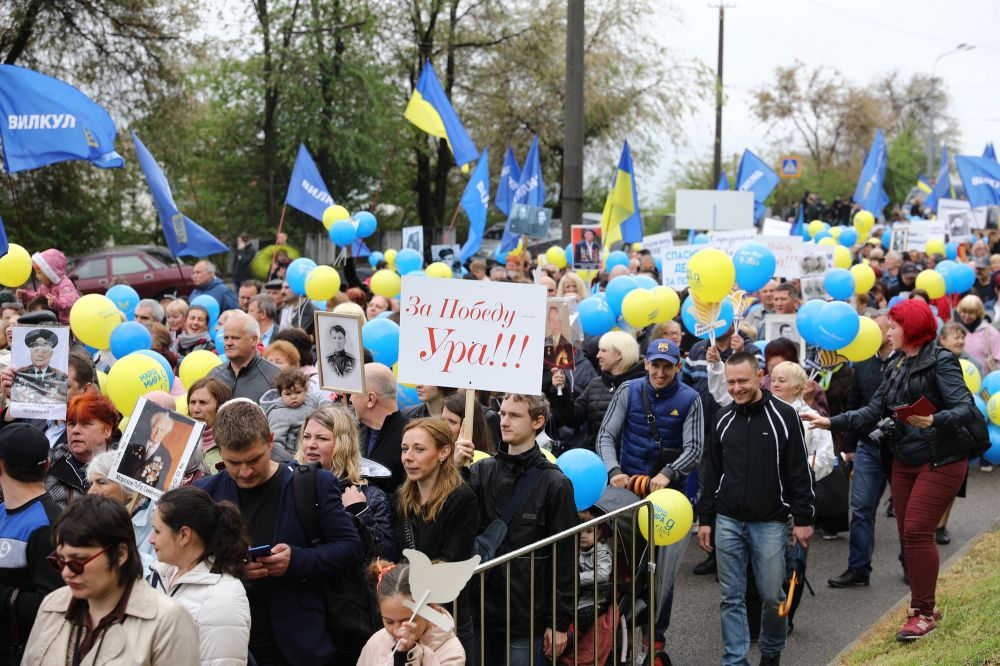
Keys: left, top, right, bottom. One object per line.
{"left": 891, "top": 458, "right": 967, "bottom": 614}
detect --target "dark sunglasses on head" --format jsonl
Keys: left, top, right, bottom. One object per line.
{"left": 47, "top": 545, "right": 112, "bottom": 575}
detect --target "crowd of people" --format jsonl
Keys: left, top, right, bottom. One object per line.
{"left": 0, "top": 219, "right": 994, "bottom": 666}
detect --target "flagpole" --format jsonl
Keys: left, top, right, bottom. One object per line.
{"left": 269, "top": 204, "right": 288, "bottom": 278}
{"left": 4, "top": 173, "right": 22, "bottom": 228}
{"left": 446, "top": 200, "right": 462, "bottom": 230}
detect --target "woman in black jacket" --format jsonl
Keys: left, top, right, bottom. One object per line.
{"left": 805, "top": 299, "right": 980, "bottom": 642}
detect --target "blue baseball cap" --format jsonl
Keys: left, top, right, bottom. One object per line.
{"left": 645, "top": 338, "right": 680, "bottom": 364}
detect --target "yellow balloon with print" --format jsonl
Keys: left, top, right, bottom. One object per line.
{"left": 304, "top": 265, "right": 342, "bottom": 301}
{"left": 370, "top": 269, "right": 401, "bottom": 298}
{"left": 621, "top": 289, "right": 659, "bottom": 328}
{"left": 807, "top": 220, "right": 827, "bottom": 239}
{"left": 651, "top": 286, "right": 680, "bottom": 323}
{"left": 686, "top": 249, "right": 735, "bottom": 303}
{"left": 833, "top": 245, "right": 852, "bottom": 269}
{"left": 179, "top": 349, "right": 223, "bottom": 388}
{"left": 988, "top": 393, "right": 1000, "bottom": 425}
{"left": 425, "top": 262, "right": 453, "bottom": 279}
{"left": 637, "top": 489, "right": 693, "bottom": 546}
{"left": 838, "top": 316, "right": 881, "bottom": 362}
{"left": 545, "top": 245, "right": 567, "bottom": 269}
{"left": 853, "top": 210, "right": 875, "bottom": 234}
{"left": 960, "top": 359, "right": 981, "bottom": 395}
{"left": 107, "top": 352, "right": 171, "bottom": 417}
{"left": 70, "top": 294, "right": 123, "bottom": 349}
{"left": 0, "top": 244, "right": 33, "bottom": 287}
{"left": 384, "top": 249, "right": 397, "bottom": 270}
{"left": 915, "top": 270, "right": 945, "bottom": 300}
{"left": 850, "top": 263, "right": 875, "bottom": 293}
{"left": 926, "top": 239, "right": 946, "bottom": 257}
{"left": 321, "top": 205, "right": 350, "bottom": 231}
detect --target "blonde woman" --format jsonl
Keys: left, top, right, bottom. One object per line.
{"left": 955, "top": 294, "right": 1000, "bottom": 373}
{"left": 295, "top": 404, "right": 396, "bottom": 560}
{"left": 770, "top": 361, "right": 835, "bottom": 482}
{"left": 556, "top": 272, "right": 588, "bottom": 302}
{"left": 333, "top": 301, "right": 368, "bottom": 324}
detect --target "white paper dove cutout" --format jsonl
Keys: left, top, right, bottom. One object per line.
{"left": 401, "top": 549, "right": 481, "bottom": 631}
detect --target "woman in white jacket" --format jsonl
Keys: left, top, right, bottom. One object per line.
{"left": 149, "top": 486, "right": 252, "bottom": 665}
{"left": 770, "top": 361, "right": 836, "bottom": 481}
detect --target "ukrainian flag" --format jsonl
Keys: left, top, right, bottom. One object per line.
{"left": 601, "top": 141, "right": 642, "bottom": 249}
{"left": 404, "top": 61, "right": 479, "bottom": 169}
{"left": 916, "top": 174, "right": 932, "bottom": 195}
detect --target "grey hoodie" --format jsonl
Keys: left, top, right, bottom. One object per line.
{"left": 260, "top": 389, "right": 332, "bottom": 453}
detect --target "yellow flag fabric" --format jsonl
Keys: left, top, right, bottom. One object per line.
{"left": 405, "top": 90, "right": 448, "bottom": 144}
{"left": 601, "top": 168, "right": 634, "bottom": 250}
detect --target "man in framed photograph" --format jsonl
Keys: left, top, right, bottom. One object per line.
{"left": 325, "top": 324, "right": 356, "bottom": 378}
{"left": 118, "top": 410, "right": 175, "bottom": 491}
{"left": 574, "top": 228, "right": 601, "bottom": 266}
{"left": 13, "top": 328, "right": 67, "bottom": 405}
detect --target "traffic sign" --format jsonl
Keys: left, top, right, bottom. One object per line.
{"left": 779, "top": 155, "right": 801, "bottom": 179}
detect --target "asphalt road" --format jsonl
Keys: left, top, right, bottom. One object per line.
{"left": 664, "top": 468, "right": 1000, "bottom": 665}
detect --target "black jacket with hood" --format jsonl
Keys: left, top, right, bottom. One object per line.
{"left": 549, "top": 362, "right": 646, "bottom": 451}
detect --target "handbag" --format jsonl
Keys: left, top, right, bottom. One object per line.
{"left": 473, "top": 467, "right": 543, "bottom": 562}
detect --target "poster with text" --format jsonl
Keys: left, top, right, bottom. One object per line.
{"left": 398, "top": 276, "right": 546, "bottom": 394}
{"left": 761, "top": 218, "right": 793, "bottom": 237}
{"left": 641, "top": 231, "right": 674, "bottom": 259}
{"left": 660, "top": 245, "right": 701, "bottom": 291}
{"left": 10, "top": 325, "right": 70, "bottom": 420}
{"left": 759, "top": 235, "right": 805, "bottom": 279}
{"left": 710, "top": 229, "right": 758, "bottom": 256}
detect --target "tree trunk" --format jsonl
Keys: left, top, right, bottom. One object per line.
{"left": 2, "top": 0, "right": 47, "bottom": 64}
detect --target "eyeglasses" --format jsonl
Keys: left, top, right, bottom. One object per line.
{"left": 47, "top": 545, "right": 112, "bottom": 575}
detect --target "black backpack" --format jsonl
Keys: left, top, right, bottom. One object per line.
{"left": 291, "top": 463, "right": 380, "bottom": 663}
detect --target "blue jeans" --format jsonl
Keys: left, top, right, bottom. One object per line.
{"left": 847, "top": 442, "right": 887, "bottom": 574}
{"left": 715, "top": 514, "right": 788, "bottom": 665}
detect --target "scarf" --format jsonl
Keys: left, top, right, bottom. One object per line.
{"left": 962, "top": 317, "right": 982, "bottom": 334}
{"left": 201, "top": 426, "right": 215, "bottom": 453}
{"left": 175, "top": 331, "right": 212, "bottom": 352}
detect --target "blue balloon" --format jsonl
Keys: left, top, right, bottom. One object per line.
{"left": 986, "top": 424, "right": 1000, "bottom": 464}
{"left": 796, "top": 299, "right": 826, "bottom": 345}
{"left": 946, "top": 264, "right": 975, "bottom": 295}
{"left": 395, "top": 248, "right": 423, "bottom": 275}
{"left": 368, "top": 251, "right": 385, "bottom": 268}
{"left": 839, "top": 228, "right": 858, "bottom": 247}
{"left": 311, "top": 300, "right": 327, "bottom": 312}
{"left": 936, "top": 259, "right": 957, "bottom": 275}
{"left": 407, "top": 270, "right": 427, "bottom": 277}
{"left": 397, "top": 383, "right": 420, "bottom": 409}
{"left": 565, "top": 243, "right": 574, "bottom": 266}
{"left": 824, "top": 268, "right": 855, "bottom": 301}
{"left": 654, "top": 257, "right": 663, "bottom": 274}
{"left": 881, "top": 230, "right": 892, "bottom": 248}
{"left": 945, "top": 241, "right": 959, "bottom": 260}
{"left": 134, "top": 349, "right": 174, "bottom": 390}
{"left": 286, "top": 258, "right": 317, "bottom": 296}
{"left": 353, "top": 211, "right": 378, "bottom": 238}
{"left": 362, "top": 318, "right": 400, "bottom": 366}
{"left": 328, "top": 219, "right": 356, "bottom": 246}
{"left": 605, "top": 275, "right": 638, "bottom": 315}
{"left": 493, "top": 246, "right": 508, "bottom": 264}
{"left": 376, "top": 310, "right": 393, "bottom": 319}
{"left": 634, "top": 275, "right": 659, "bottom": 290}
{"left": 814, "top": 301, "right": 859, "bottom": 350}
{"left": 190, "top": 295, "right": 221, "bottom": 328}
{"left": 579, "top": 297, "right": 616, "bottom": 336}
{"left": 109, "top": 321, "right": 152, "bottom": 359}
{"left": 681, "top": 295, "right": 734, "bottom": 340}
{"left": 887, "top": 295, "right": 905, "bottom": 310}
{"left": 981, "top": 371, "right": 1000, "bottom": 400}
{"left": 605, "top": 250, "right": 629, "bottom": 271}
{"left": 974, "top": 394, "right": 988, "bottom": 420}
{"left": 214, "top": 330, "right": 225, "bottom": 355}
{"left": 733, "top": 243, "right": 776, "bottom": 292}
{"left": 556, "top": 449, "right": 608, "bottom": 511}
{"left": 693, "top": 233, "right": 710, "bottom": 245}
{"left": 105, "top": 284, "right": 140, "bottom": 320}
{"left": 813, "top": 230, "right": 832, "bottom": 242}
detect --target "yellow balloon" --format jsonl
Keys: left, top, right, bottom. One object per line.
{"left": 175, "top": 395, "right": 188, "bottom": 416}
{"left": 96, "top": 371, "right": 109, "bottom": 396}
{"left": 472, "top": 450, "right": 491, "bottom": 464}
{"left": 850, "top": 264, "right": 876, "bottom": 294}
{"left": 370, "top": 269, "right": 401, "bottom": 298}
{"left": 853, "top": 210, "right": 875, "bottom": 233}
{"left": 807, "top": 220, "right": 827, "bottom": 239}
{"left": 651, "top": 286, "right": 680, "bottom": 324}
{"left": 829, "top": 226, "right": 843, "bottom": 240}
{"left": 179, "top": 349, "right": 223, "bottom": 388}
{"left": 961, "top": 359, "right": 982, "bottom": 395}
{"left": 988, "top": 393, "right": 1000, "bottom": 425}
{"left": 425, "top": 262, "right": 453, "bottom": 279}
{"left": 926, "top": 239, "right": 946, "bottom": 257}
{"left": 686, "top": 249, "right": 735, "bottom": 303}
{"left": 107, "top": 353, "right": 171, "bottom": 417}
{"left": 70, "top": 294, "right": 123, "bottom": 349}
{"left": 915, "top": 270, "right": 945, "bottom": 299}
{"left": 833, "top": 245, "right": 852, "bottom": 269}
{"left": 545, "top": 245, "right": 567, "bottom": 269}
{"left": 816, "top": 237, "right": 835, "bottom": 247}
{"left": 637, "top": 489, "right": 694, "bottom": 546}
{"left": 384, "top": 249, "right": 397, "bottom": 270}
{"left": 621, "top": 289, "right": 659, "bottom": 328}
{"left": 838, "top": 317, "right": 881, "bottom": 362}
{"left": 0, "top": 244, "right": 33, "bottom": 287}
{"left": 321, "top": 205, "right": 350, "bottom": 231}
{"left": 305, "top": 265, "right": 342, "bottom": 300}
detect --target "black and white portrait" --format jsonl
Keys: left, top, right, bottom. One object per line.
{"left": 763, "top": 314, "right": 806, "bottom": 361}
{"left": 315, "top": 311, "right": 366, "bottom": 394}
{"left": 508, "top": 204, "right": 552, "bottom": 238}
{"left": 799, "top": 252, "right": 828, "bottom": 279}
{"left": 431, "top": 244, "right": 463, "bottom": 272}
{"left": 890, "top": 228, "right": 909, "bottom": 253}
{"left": 10, "top": 325, "right": 70, "bottom": 420}
{"left": 113, "top": 397, "right": 202, "bottom": 500}
{"left": 402, "top": 225, "right": 424, "bottom": 253}
{"left": 800, "top": 276, "right": 826, "bottom": 302}
{"left": 947, "top": 212, "right": 971, "bottom": 241}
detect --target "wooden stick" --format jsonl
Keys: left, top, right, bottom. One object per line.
{"left": 268, "top": 205, "right": 288, "bottom": 278}
{"left": 383, "top": 589, "right": 432, "bottom": 666}
{"left": 460, "top": 388, "right": 476, "bottom": 442}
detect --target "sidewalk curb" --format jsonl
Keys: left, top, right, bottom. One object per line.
{"left": 828, "top": 519, "right": 1000, "bottom": 665}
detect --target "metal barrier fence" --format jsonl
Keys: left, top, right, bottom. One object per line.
{"left": 454, "top": 498, "right": 658, "bottom": 666}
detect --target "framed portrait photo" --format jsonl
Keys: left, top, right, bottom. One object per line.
{"left": 571, "top": 225, "right": 603, "bottom": 271}
{"left": 9, "top": 324, "right": 70, "bottom": 421}
{"left": 890, "top": 228, "right": 909, "bottom": 253}
{"left": 544, "top": 298, "right": 575, "bottom": 370}
{"left": 315, "top": 310, "right": 366, "bottom": 394}
{"left": 762, "top": 313, "right": 807, "bottom": 361}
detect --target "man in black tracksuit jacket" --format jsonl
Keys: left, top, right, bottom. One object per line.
{"left": 697, "top": 352, "right": 814, "bottom": 666}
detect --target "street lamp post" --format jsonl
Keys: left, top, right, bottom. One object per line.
{"left": 927, "top": 43, "right": 975, "bottom": 176}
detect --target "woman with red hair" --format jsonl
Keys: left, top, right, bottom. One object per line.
{"left": 45, "top": 391, "right": 121, "bottom": 507}
{"left": 804, "top": 299, "right": 982, "bottom": 641}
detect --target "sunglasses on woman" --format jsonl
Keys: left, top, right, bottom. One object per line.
{"left": 46, "top": 545, "right": 112, "bottom": 575}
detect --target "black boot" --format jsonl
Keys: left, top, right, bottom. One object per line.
{"left": 935, "top": 527, "right": 951, "bottom": 545}
{"left": 693, "top": 553, "right": 717, "bottom": 575}
{"left": 759, "top": 652, "right": 781, "bottom": 666}
{"left": 827, "top": 568, "right": 870, "bottom": 588}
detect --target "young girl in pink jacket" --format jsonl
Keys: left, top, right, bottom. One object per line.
{"left": 16, "top": 248, "right": 80, "bottom": 323}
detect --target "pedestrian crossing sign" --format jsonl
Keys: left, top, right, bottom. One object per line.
{"left": 779, "top": 156, "right": 801, "bottom": 179}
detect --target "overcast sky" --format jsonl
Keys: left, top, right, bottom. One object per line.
{"left": 641, "top": 0, "right": 1000, "bottom": 199}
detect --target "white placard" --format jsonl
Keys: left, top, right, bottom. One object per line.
{"left": 801, "top": 244, "right": 835, "bottom": 279}
{"left": 938, "top": 198, "right": 987, "bottom": 232}
{"left": 398, "top": 276, "right": 546, "bottom": 394}
{"left": 660, "top": 245, "right": 701, "bottom": 290}
{"left": 907, "top": 220, "right": 945, "bottom": 251}
{"left": 759, "top": 235, "right": 804, "bottom": 279}
{"left": 641, "top": 231, "right": 674, "bottom": 258}
{"left": 711, "top": 229, "right": 758, "bottom": 256}
{"left": 761, "top": 218, "right": 792, "bottom": 236}
{"left": 675, "top": 190, "right": 755, "bottom": 230}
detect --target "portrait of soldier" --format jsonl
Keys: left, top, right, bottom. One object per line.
{"left": 118, "top": 410, "right": 175, "bottom": 491}
{"left": 12, "top": 328, "right": 68, "bottom": 405}
{"left": 325, "top": 324, "right": 356, "bottom": 378}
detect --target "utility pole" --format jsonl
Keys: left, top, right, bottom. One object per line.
{"left": 711, "top": 3, "right": 731, "bottom": 187}
{"left": 562, "top": 0, "right": 585, "bottom": 246}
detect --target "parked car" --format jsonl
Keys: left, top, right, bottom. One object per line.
{"left": 69, "top": 246, "right": 195, "bottom": 298}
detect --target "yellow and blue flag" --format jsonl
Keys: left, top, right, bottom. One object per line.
{"left": 459, "top": 149, "right": 490, "bottom": 262}
{"left": 404, "top": 61, "right": 478, "bottom": 169}
{"left": 925, "top": 146, "right": 950, "bottom": 212}
{"left": 601, "top": 141, "right": 643, "bottom": 249}
{"left": 916, "top": 175, "right": 932, "bottom": 194}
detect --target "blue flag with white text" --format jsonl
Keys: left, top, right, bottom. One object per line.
{"left": 460, "top": 149, "right": 490, "bottom": 262}
{"left": 499, "top": 135, "right": 544, "bottom": 253}
{"left": 285, "top": 144, "right": 335, "bottom": 221}
{"left": 984, "top": 143, "right": 996, "bottom": 162}
{"left": 736, "top": 150, "right": 779, "bottom": 222}
{"left": 925, "top": 146, "right": 950, "bottom": 212}
{"left": 132, "top": 133, "right": 227, "bottom": 258}
{"left": 0, "top": 65, "right": 123, "bottom": 173}
{"left": 853, "top": 129, "right": 890, "bottom": 215}
{"left": 495, "top": 146, "right": 521, "bottom": 216}
{"left": 717, "top": 171, "right": 729, "bottom": 191}
{"left": 956, "top": 155, "right": 1000, "bottom": 208}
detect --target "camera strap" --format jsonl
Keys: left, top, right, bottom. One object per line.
{"left": 641, "top": 383, "right": 662, "bottom": 446}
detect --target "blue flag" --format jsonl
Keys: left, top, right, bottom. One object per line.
{"left": 924, "top": 146, "right": 950, "bottom": 212}
{"left": 853, "top": 129, "right": 890, "bottom": 215}
{"left": 404, "top": 61, "right": 479, "bottom": 169}
{"left": 716, "top": 171, "right": 729, "bottom": 191}
{"left": 984, "top": 143, "right": 997, "bottom": 162}
{"left": 495, "top": 146, "right": 521, "bottom": 216}
{"left": 955, "top": 155, "right": 1000, "bottom": 208}
{"left": 0, "top": 65, "right": 123, "bottom": 173}
{"left": 460, "top": 149, "right": 490, "bottom": 262}
{"left": 285, "top": 143, "right": 335, "bottom": 221}
{"left": 736, "top": 149, "right": 779, "bottom": 222}
{"left": 791, "top": 204, "right": 805, "bottom": 238}
{"left": 0, "top": 214, "right": 8, "bottom": 259}
{"left": 499, "top": 135, "right": 544, "bottom": 253}
{"left": 132, "top": 132, "right": 227, "bottom": 258}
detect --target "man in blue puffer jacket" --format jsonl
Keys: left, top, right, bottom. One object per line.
{"left": 596, "top": 338, "right": 703, "bottom": 657}
{"left": 190, "top": 260, "right": 240, "bottom": 312}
